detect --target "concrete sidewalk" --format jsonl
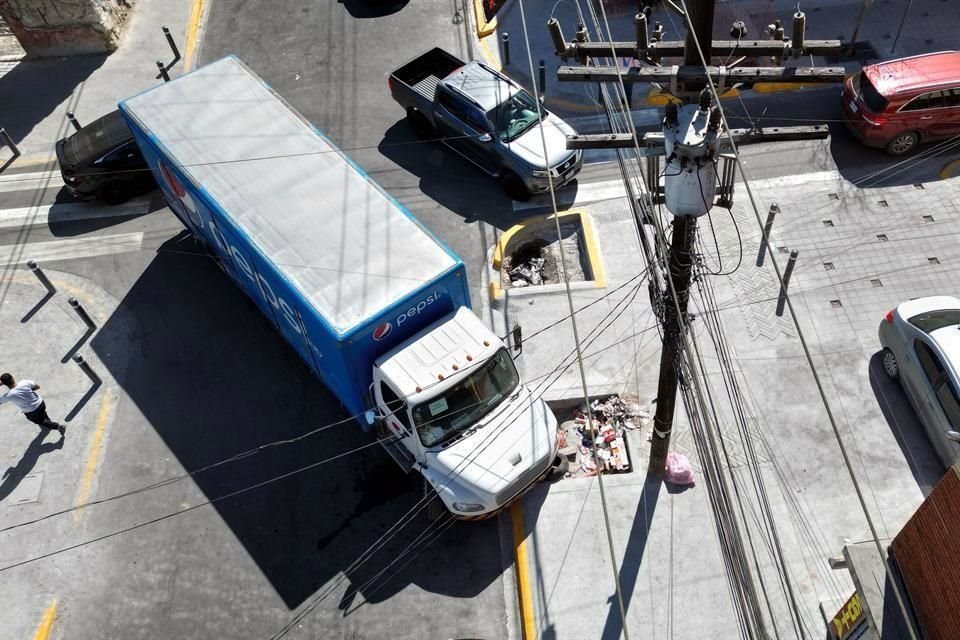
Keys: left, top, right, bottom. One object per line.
{"left": 486, "top": 137, "right": 957, "bottom": 638}
{"left": 0, "top": 0, "right": 202, "bottom": 169}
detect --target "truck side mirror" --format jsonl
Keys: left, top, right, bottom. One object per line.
{"left": 947, "top": 430, "right": 960, "bottom": 443}
{"left": 364, "top": 410, "right": 379, "bottom": 427}
{"left": 512, "top": 323, "right": 523, "bottom": 355}
{"left": 478, "top": 133, "right": 493, "bottom": 143}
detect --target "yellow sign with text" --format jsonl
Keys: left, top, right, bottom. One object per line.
{"left": 830, "top": 592, "right": 868, "bottom": 639}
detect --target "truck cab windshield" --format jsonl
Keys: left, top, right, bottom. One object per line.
{"left": 489, "top": 90, "right": 545, "bottom": 143}
{"left": 413, "top": 349, "right": 520, "bottom": 448}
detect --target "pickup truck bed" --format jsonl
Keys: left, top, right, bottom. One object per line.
{"left": 390, "top": 47, "right": 463, "bottom": 106}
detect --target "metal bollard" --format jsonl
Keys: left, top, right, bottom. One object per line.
{"left": 73, "top": 354, "right": 102, "bottom": 384}
{"left": 756, "top": 202, "right": 780, "bottom": 267}
{"left": 66, "top": 111, "right": 81, "bottom": 132}
{"left": 157, "top": 61, "right": 170, "bottom": 82}
{"left": 26, "top": 260, "right": 56, "bottom": 294}
{"left": 538, "top": 60, "right": 546, "bottom": 94}
{"left": 162, "top": 26, "right": 181, "bottom": 63}
{"left": 68, "top": 297, "right": 97, "bottom": 331}
{"left": 776, "top": 249, "right": 799, "bottom": 317}
{"left": 0, "top": 127, "right": 20, "bottom": 157}
{"left": 501, "top": 32, "right": 510, "bottom": 67}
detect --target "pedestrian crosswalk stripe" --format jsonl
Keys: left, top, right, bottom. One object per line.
{"left": 0, "top": 232, "right": 145, "bottom": 266}
{"left": 513, "top": 179, "right": 630, "bottom": 212}
{"left": 0, "top": 198, "right": 153, "bottom": 230}
{"left": 0, "top": 170, "right": 61, "bottom": 193}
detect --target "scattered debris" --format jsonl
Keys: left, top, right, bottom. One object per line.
{"left": 555, "top": 395, "right": 650, "bottom": 479}
{"left": 499, "top": 219, "right": 590, "bottom": 290}
{"left": 509, "top": 255, "right": 546, "bottom": 286}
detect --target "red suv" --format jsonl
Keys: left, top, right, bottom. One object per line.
{"left": 841, "top": 51, "right": 960, "bottom": 156}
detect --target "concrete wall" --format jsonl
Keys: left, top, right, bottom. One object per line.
{"left": 0, "top": 0, "right": 135, "bottom": 56}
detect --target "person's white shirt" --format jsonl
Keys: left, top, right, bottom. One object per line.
{"left": 0, "top": 380, "right": 43, "bottom": 413}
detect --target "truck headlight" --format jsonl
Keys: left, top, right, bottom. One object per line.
{"left": 452, "top": 502, "right": 486, "bottom": 513}
{"left": 530, "top": 169, "right": 550, "bottom": 178}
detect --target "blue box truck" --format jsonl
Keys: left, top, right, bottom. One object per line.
{"left": 119, "top": 56, "right": 558, "bottom": 518}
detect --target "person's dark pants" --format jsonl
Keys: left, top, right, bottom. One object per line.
{"left": 24, "top": 401, "right": 58, "bottom": 429}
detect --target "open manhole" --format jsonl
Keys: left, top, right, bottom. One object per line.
{"left": 499, "top": 214, "right": 594, "bottom": 291}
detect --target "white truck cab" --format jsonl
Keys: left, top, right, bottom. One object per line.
{"left": 370, "top": 308, "right": 559, "bottom": 518}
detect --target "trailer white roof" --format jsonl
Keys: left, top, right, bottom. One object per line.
{"left": 122, "top": 56, "right": 457, "bottom": 334}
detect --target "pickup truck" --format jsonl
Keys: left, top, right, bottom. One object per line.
{"left": 389, "top": 47, "right": 583, "bottom": 201}
{"left": 119, "top": 56, "right": 559, "bottom": 520}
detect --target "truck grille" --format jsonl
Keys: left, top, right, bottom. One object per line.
{"left": 495, "top": 455, "right": 552, "bottom": 507}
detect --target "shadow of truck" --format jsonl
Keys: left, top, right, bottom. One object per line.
{"left": 89, "top": 237, "right": 505, "bottom": 610}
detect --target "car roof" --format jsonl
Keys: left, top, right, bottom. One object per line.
{"left": 865, "top": 51, "right": 960, "bottom": 97}
{"left": 60, "top": 110, "right": 132, "bottom": 165}
{"left": 442, "top": 61, "right": 520, "bottom": 112}
{"left": 897, "top": 295, "right": 960, "bottom": 319}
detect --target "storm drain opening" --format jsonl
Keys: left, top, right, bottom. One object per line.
{"left": 500, "top": 215, "right": 594, "bottom": 290}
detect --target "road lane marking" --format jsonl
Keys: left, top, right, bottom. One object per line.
{"left": 510, "top": 501, "right": 536, "bottom": 640}
{"left": 513, "top": 179, "right": 629, "bottom": 212}
{"left": 0, "top": 170, "right": 60, "bottom": 193}
{"left": 0, "top": 199, "right": 152, "bottom": 230}
{"left": 32, "top": 598, "right": 58, "bottom": 640}
{"left": 73, "top": 393, "right": 114, "bottom": 524}
{"left": 0, "top": 232, "right": 145, "bottom": 266}
{"left": 183, "top": 0, "right": 206, "bottom": 72}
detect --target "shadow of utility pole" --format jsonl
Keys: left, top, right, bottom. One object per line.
{"left": 601, "top": 473, "right": 663, "bottom": 640}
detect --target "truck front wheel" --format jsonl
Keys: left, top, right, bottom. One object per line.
{"left": 502, "top": 171, "right": 532, "bottom": 201}
{"left": 407, "top": 109, "right": 435, "bottom": 140}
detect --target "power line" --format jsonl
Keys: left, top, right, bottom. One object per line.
{"left": 675, "top": 0, "right": 921, "bottom": 636}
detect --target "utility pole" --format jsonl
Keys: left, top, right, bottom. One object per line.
{"left": 547, "top": 0, "right": 844, "bottom": 477}
{"left": 648, "top": 92, "right": 722, "bottom": 476}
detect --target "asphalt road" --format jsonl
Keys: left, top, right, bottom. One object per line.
{"left": 193, "top": 1, "right": 516, "bottom": 638}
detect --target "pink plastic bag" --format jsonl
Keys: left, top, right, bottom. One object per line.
{"left": 664, "top": 451, "right": 695, "bottom": 486}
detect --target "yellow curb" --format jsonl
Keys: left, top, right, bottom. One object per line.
{"left": 478, "top": 33, "right": 502, "bottom": 71}
{"left": 940, "top": 158, "right": 960, "bottom": 179}
{"left": 73, "top": 393, "right": 114, "bottom": 524}
{"left": 32, "top": 599, "right": 58, "bottom": 640}
{"left": 490, "top": 209, "right": 606, "bottom": 300}
{"left": 510, "top": 502, "right": 536, "bottom": 640}
{"left": 472, "top": 0, "right": 498, "bottom": 39}
{"left": 488, "top": 280, "right": 501, "bottom": 302}
{"left": 183, "top": 0, "right": 206, "bottom": 73}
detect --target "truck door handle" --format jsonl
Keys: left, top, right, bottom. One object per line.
{"left": 920, "top": 116, "right": 933, "bottom": 120}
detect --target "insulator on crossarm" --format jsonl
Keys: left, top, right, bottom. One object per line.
{"left": 548, "top": 18, "right": 567, "bottom": 57}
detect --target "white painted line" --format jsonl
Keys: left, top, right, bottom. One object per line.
{"left": 514, "top": 179, "right": 629, "bottom": 212}
{"left": 0, "top": 198, "right": 152, "bottom": 230}
{"left": 0, "top": 170, "right": 60, "bottom": 193}
{"left": 0, "top": 232, "right": 145, "bottom": 265}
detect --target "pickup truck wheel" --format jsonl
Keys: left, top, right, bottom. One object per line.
{"left": 502, "top": 171, "right": 531, "bottom": 201}
{"left": 407, "top": 109, "right": 435, "bottom": 140}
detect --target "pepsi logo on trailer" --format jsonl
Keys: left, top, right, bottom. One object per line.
{"left": 158, "top": 159, "right": 203, "bottom": 229}
{"left": 372, "top": 322, "right": 393, "bottom": 341}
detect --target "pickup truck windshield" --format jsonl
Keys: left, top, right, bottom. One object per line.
{"left": 413, "top": 349, "right": 520, "bottom": 448}
{"left": 489, "top": 90, "right": 546, "bottom": 143}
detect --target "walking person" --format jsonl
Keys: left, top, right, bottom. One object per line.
{"left": 1, "top": 373, "right": 65, "bottom": 435}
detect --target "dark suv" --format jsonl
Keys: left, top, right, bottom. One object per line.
{"left": 55, "top": 110, "right": 156, "bottom": 204}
